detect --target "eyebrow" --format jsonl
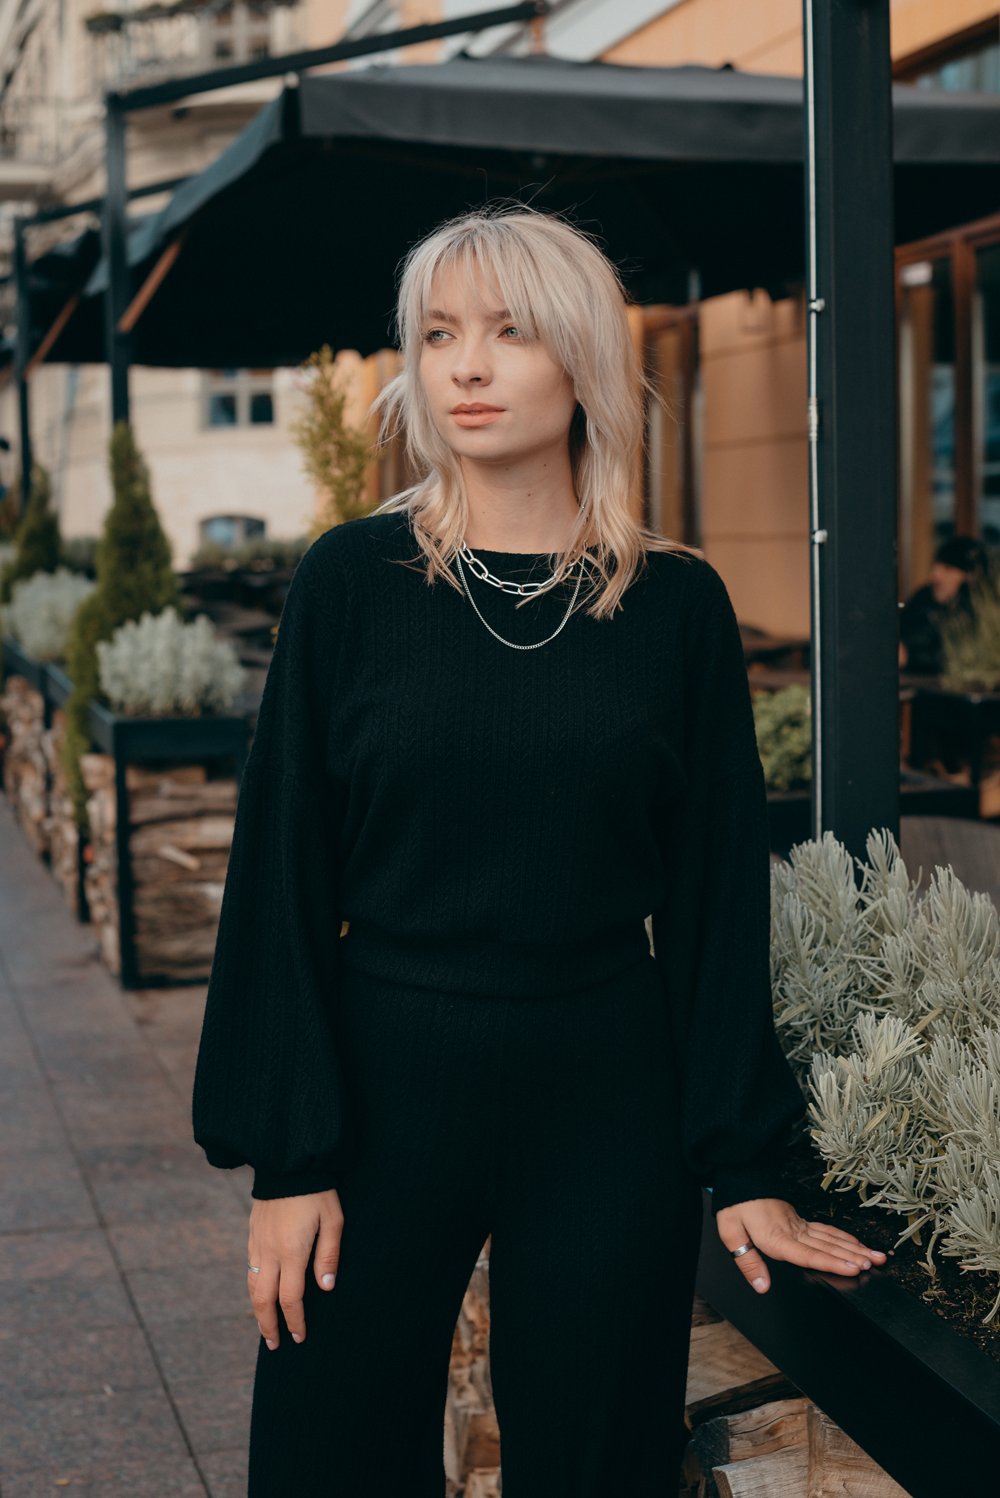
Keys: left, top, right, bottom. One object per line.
{"left": 425, "top": 306, "right": 513, "bottom": 324}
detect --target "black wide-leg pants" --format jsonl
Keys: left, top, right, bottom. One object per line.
{"left": 248, "top": 955, "right": 703, "bottom": 1497}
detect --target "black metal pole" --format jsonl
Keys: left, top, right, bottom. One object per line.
{"left": 13, "top": 218, "right": 32, "bottom": 511}
{"left": 103, "top": 94, "right": 130, "bottom": 426}
{"left": 803, "top": 0, "right": 899, "bottom": 862}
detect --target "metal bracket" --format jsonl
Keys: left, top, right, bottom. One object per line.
{"left": 811, "top": 529, "right": 828, "bottom": 545}
{"left": 809, "top": 297, "right": 826, "bottom": 313}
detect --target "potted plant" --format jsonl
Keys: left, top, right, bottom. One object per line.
{"left": 697, "top": 832, "right": 1000, "bottom": 1492}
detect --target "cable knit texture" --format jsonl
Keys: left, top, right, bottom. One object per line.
{"left": 193, "top": 512, "right": 805, "bottom": 1209}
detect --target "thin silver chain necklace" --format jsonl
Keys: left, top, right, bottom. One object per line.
{"left": 455, "top": 548, "right": 585, "bottom": 652}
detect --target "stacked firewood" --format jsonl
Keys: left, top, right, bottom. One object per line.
{"left": 684, "top": 1295, "right": 908, "bottom": 1498}
{"left": 445, "top": 1245, "right": 500, "bottom": 1498}
{"left": 127, "top": 765, "right": 235, "bottom": 981}
{"left": 42, "top": 711, "right": 81, "bottom": 916}
{"left": 81, "top": 753, "right": 120, "bottom": 973}
{"left": 0, "top": 674, "right": 49, "bottom": 857}
{"left": 83, "top": 757, "right": 236, "bottom": 982}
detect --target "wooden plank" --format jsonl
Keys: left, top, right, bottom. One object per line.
{"left": 714, "top": 1444, "right": 809, "bottom": 1498}
{"left": 687, "top": 1320, "right": 781, "bottom": 1407}
{"left": 687, "top": 1373, "right": 802, "bottom": 1430}
{"left": 807, "top": 1406, "right": 911, "bottom": 1498}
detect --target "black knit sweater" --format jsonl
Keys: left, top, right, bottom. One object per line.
{"left": 193, "top": 513, "right": 805, "bottom": 1210}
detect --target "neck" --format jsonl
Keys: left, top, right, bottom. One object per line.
{"left": 460, "top": 446, "right": 578, "bottom": 553}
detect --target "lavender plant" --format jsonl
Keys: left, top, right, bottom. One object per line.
{"left": 773, "top": 831, "right": 1000, "bottom": 1319}
{"left": 1, "top": 567, "right": 95, "bottom": 661}
{"left": 97, "top": 607, "right": 246, "bottom": 717}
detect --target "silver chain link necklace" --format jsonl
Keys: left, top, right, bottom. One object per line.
{"left": 455, "top": 547, "right": 585, "bottom": 652}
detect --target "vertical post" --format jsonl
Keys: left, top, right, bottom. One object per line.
{"left": 103, "top": 93, "right": 131, "bottom": 426}
{"left": 13, "top": 218, "right": 32, "bottom": 510}
{"left": 803, "top": 0, "right": 899, "bottom": 861}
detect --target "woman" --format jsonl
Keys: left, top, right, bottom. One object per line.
{"left": 194, "top": 208, "right": 884, "bottom": 1495}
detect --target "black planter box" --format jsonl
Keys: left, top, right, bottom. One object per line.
{"left": 767, "top": 769, "right": 979, "bottom": 855}
{"left": 696, "top": 1192, "right": 1000, "bottom": 1491}
{"left": 88, "top": 702, "right": 249, "bottom": 989}
{"left": 2, "top": 636, "right": 47, "bottom": 693}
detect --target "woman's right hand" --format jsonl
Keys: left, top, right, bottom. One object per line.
{"left": 248, "top": 1188, "right": 343, "bottom": 1349}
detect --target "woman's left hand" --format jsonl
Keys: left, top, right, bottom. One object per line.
{"left": 715, "top": 1198, "right": 887, "bottom": 1294}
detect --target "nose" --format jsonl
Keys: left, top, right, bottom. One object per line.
{"left": 450, "top": 334, "right": 492, "bottom": 390}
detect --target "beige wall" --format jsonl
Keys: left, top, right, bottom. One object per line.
{"left": 697, "top": 292, "right": 809, "bottom": 637}
{"left": 3, "top": 363, "right": 315, "bottom": 569}
{"left": 606, "top": 0, "right": 996, "bottom": 71}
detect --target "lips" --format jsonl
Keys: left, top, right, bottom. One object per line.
{"left": 451, "top": 403, "right": 505, "bottom": 427}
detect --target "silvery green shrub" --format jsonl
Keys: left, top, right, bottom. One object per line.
{"left": 96, "top": 607, "right": 246, "bottom": 717}
{"left": 1, "top": 566, "right": 96, "bottom": 662}
{"left": 773, "top": 831, "right": 1000, "bottom": 1320}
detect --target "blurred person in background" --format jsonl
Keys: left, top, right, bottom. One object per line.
{"left": 899, "top": 535, "right": 986, "bottom": 676}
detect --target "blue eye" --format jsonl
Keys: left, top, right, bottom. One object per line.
{"left": 501, "top": 326, "right": 521, "bottom": 339}
{"left": 426, "top": 329, "right": 449, "bottom": 342}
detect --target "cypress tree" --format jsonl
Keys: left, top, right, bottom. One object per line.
{"left": 63, "top": 422, "right": 182, "bottom": 821}
{"left": 0, "top": 465, "right": 60, "bottom": 604}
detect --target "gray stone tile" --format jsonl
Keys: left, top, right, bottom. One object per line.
{"left": 0, "top": 1090, "right": 67, "bottom": 1156}
{"left": 0, "top": 1457, "right": 206, "bottom": 1497}
{"left": 0, "top": 1324, "right": 158, "bottom": 1397}
{"left": 54, "top": 1085, "right": 190, "bottom": 1151}
{"left": 81, "top": 1144, "right": 247, "bottom": 1229}
{"left": 111, "top": 1216, "right": 247, "bottom": 1275}
{"left": 125, "top": 1263, "right": 250, "bottom": 1329}
{"left": 171, "top": 1378, "right": 253, "bottom": 1457}
{"left": 153, "top": 1314, "right": 259, "bottom": 1387}
{"left": 0, "top": 1388, "right": 189, "bottom": 1475}
{"left": 32, "top": 1035, "right": 163, "bottom": 1090}
{"left": 0, "top": 1228, "right": 116, "bottom": 1283}
{"left": 0, "top": 1149, "right": 95, "bottom": 1232}
{"left": 0, "top": 1277, "right": 137, "bottom": 1335}
{"left": 200, "top": 1447, "right": 248, "bottom": 1498}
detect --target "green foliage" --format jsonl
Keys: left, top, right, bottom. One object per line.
{"left": 292, "top": 346, "right": 375, "bottom": 535}
{"left": 62, "top": 422, "right": 181, "bottom": 822}
{"left": 188, "top": 535, "right": 309, "bottom": 573}
{"left": 941, "top": 563, "right": 1000, "bottom": 691}
{"left": 773, "top": 831, "right": 1000, "bottom": 1319}
{"left": 61, "top": 535, "right": 99, "bottom": 578}
{"left": 0, "top": 466, "right": 59, "bottom": 605}
{"left": 753, "top": 684, "right": 811, "bottom": 790}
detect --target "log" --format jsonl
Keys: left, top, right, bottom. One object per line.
{"left": 713, "top": 1444, "right": 810, "bottom": 1498}
{"left": 806, "top": 1406, "right": 910, "bottom": 1498}
{"left": 126, "top": 763, "right": 207, "bottom": 790}
{"left": 128, "top": 780, "right": 237, "bottom": 825}
{"left": 1, "top": 675, "right": 49, "bottom": 856}
{"left": 686, "top": 1319, "right": 781, "bottom": 1410}
{"left": 693, "top": 1399, "right": 810, "bottom": 1491}
{"left": 130, "top": 815, "right": 235, "bottom": 856}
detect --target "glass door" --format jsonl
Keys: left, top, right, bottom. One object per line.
{"left": 974, "top": 243, "right": 1000, "bottom": 544}
{"left": 898, "top": 257, "right": 956, "bottom": 596}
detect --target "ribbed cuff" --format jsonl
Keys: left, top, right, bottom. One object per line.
{"left": 709, "top": 1155, "right": 789, "bottom": 1214}
{"left": 251, "top": 1170, "right": 341, "bottom": 1201}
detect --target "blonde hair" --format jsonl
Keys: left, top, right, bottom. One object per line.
{"left": 374, "top": 205, "right": 678, "bottom": 617}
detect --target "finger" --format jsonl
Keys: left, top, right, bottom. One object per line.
{"left": 250, "top": 1267, "right": 281, "bottom": 1349}
{"left": 778, "top": 1239, "right": 870, "bottom": 1276}
{"left": 732, "top": 1245, "right": 771, "bottom": 1294}
{"left": 313, "top": 1206, "right": 343, "bottom": 1292}
{"left": 278, "top": 1257, "right": 308, "bottom": 1344}
{"left": 801, "top": 1226, "right": 883, "bottom": 1267}
{"left": 805, "top": 1222, "right": 886, "bottom": 1257}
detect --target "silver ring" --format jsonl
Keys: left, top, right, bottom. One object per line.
{"left": 731, "top": 1242, "right": 754, "bottom": 1259}
{"left": 248, "top": 1263, "right": 261, "bottom": 1273}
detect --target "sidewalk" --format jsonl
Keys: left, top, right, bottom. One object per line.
{"left": 0, "top": 799, "right": 255, "bottom": 1497}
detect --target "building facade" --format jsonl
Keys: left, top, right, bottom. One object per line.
{"left": 0, "top": 0, "right": 993, "bottom": 592}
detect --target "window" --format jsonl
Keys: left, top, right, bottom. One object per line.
{"left": 204, "top": 369, "right": 275, "bottom": 428}
{"left": 896, "top": 20, "right": 1000, "bottom": 94}
{"left": 201, "top": 516, "right": 266, "bottom": 548}
{"left": 201, "top": 0, "right": 272, "bottom": 68}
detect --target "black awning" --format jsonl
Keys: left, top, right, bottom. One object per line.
{"left": 39, "top": 55, "right": 1000, "bottom": 368}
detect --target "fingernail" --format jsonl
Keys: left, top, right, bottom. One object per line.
{"left": 322, "top": 1273, "right": 335, "bottom": 1289}
{"left": 752, "top": 1277, "right": 767, "bottom": 1292}
{"left": 862, "top": 1259, "right": 872, "bottom": 1270}
{"left": 291, "top": 1333, "right": 303, "bottom": 1344}
{"left": 265, "top": 1339, "right": 277, "bottom": 1351}
{"left": 845, "top": 1260, "right": 858, "bottom": 1269}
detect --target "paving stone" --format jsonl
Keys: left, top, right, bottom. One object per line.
{"left": 0, "top": 1455, "right": 206, "bottom": 1497}
{"left": 199, "top": 1446, "right": 249, "bottom": 1498}
{"left": 125, "top": 1263, "right": 250, "bottom": 1329}
{"left": 0, "top": 1148, "right": 95, "bottom": 1232}
{"left": 0, "top": 1090, "right": 67, "bottom": 1156}
{"left": 0, "top": 1324, "right": 159, "bottom": 1397}
{"left": 82, "top": 1145, "right": 248, "bottom": 1229}
{"left": 171, "top": 1377, "right": 254, "bottom": 1457}
{"left": 32, "top": 1035, "right": 164, "bottom": 1090}
{"left": 153, "top": 1314, "right": 260, "bottom": 1387}
{"left": 53, "top": 1086, "right": 191, "bottom": 1151}
{"left": 0, "top": 1388, "right": 190, "bottom": 1475}
{"left": 0, "top": 1278, "right": 138, "bottom": 1335}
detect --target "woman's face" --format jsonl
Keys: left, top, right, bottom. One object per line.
{"left": 418, "top": 263, "right": 578, "bottom": 469}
